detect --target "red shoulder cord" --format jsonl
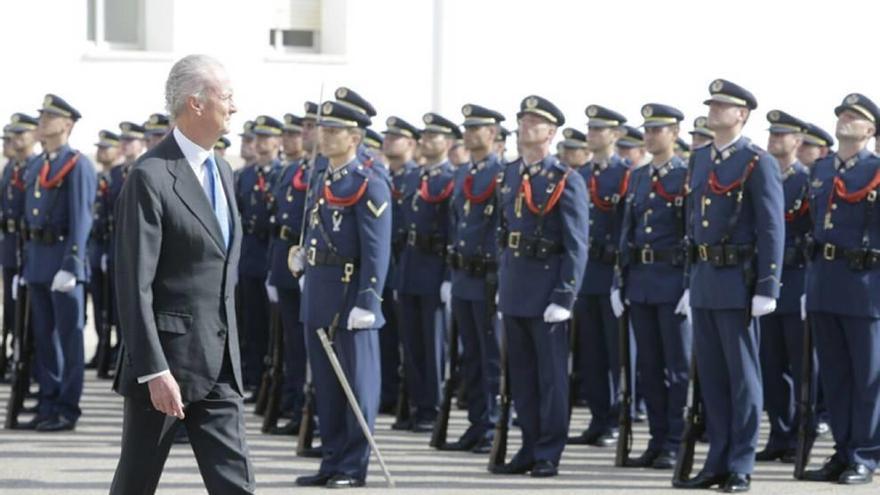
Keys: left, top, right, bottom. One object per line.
{"left": 589, "top": 168, "right": 631, "bottom": 212}
{"left": 463, "top": 173, "right": 497, "bottom": 204}
{"left": 98, "top": 177, "right": 110, "bottom": 197}
{"left": 11, "top": 164, "right": 26, "bottom": 191}
{"left": 651, "top": 175, "right": 686, "bottom": 203}
{"left": 39, "top": 152, "right": 80, "bottom": 189}
{"left": 419, "top": 176, "right": 455, "bottom": 204}
{"left": 520, "top": 170, "right": 570, "bottom": 215}
{"left": 324, "top": 176, "right": 369, "bottom": 207}
{"left": 785, "top": 198, "right": 810, "bottom": 222}
{"left": 827, "top": 166, "right": 880, "bottom": 213}
{"left": 291, "top": 166, "right": 308, "bottom": 192}
{"left": 707, "top": 156, "right": 757, "bottom": 195}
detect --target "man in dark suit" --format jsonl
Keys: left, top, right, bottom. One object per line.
{"left": 109, "top": 54, "right": 254, "bottom": 494}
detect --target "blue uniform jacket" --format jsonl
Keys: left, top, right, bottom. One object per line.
{"left": 497, "top": 155, "right": 589, "bottom": 317}
{"left": 806, "top": 149, "right": 880, "bottom": 317}
{"left": 687, "top": 137, "right": 784, "bottom": 309}
{"left": 388, "top": 161, "right": 418, "bottom": 291}
{"left": 618, "top": 158, "right": 688, "bottom": 305}
{"left": 0, "top": 154, "right": 38, "bottom": 268}
{"left": 267, "top": 159, "right": 309, "bottom": 290}
{"left": 776, "top": 162, "right": 811, "bottom": 314}
{"left": 449, "top": 154, "right": 504, "bottom": 301}
{"left": 22, "top": 145, "right": 97, "bottom": 283}
{"left": 300, "top": 157, "right": 392, "bottom": 329}
{"left": 235, "top": 160, "right": 282, "bottom": 279}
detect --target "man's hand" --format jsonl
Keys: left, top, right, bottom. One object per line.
{"left": 265, "top": 279, "right": 278, "bottom": 304}
{"left": 147, "top": 373, "right": 185, "bottom": 419}
{"left": 347, "top": 307, "right": 376, "bottom": 329}
{"left": 543, "top": 303, "right": 571, "bottom": 323}
{"left": 101, "top": 254, "right": 108, "bottom": 274}
{"left": 440, "top": 281, "right": 452, "bottom": 304}
{"left": 610, "top": 289, "right": 626, "bottom": 318}
{"left": 50, "top": 270, "right": 77, "bottom": 293}
{"left": 751, "top": 295, "right": 777, "bottom": 317}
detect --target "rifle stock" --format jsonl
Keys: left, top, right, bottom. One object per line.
{"left": 296, "top": 381, "right": 320, "bottom": 457}
{"left": 95, "top": 270, "right": 113, "bottom": 379}
{"left": 673, "top": 352, "right": 704, "bottom": 483}
{"left": 430, "top": 317, "right": 459, "bottom": 448}
{"left": 794, "top": 315, "right": 816, "bottom": 479}
{"left": 4, "top": 283, "right": 31, "bottom": 429}
{"left": 261, "top": 307, "right": 284, "bottom": 433}
{"left": 487, "top": 317, "right": 509, "bottom": 470}
{"left": 614, "top": 307, "right": 633, "bottom": 467}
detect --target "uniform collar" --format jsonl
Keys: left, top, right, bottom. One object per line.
{"left": 329, "top": 158, "right": 357, "bottom": 182}
{"left": 650, "top": 159, "right": 675, "bottom": 178}
{"left": 710, "top": 135, "right": 746, "bottom": 162}
{"left": 834, "top": 149, "right": 872, "bottom": 172}
{"left": 422, "top": 160, "right": 448, "bottom": 177}
{"left": 44, "top": 144, "right": 70, "bottom": 162}
{"left": 780, "top": 160, "right": 801, "bottom": 180}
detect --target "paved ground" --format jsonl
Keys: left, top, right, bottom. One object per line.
{"left": 0, "top": 318, "right": 876, "bottom": 493}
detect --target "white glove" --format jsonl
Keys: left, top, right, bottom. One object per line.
{"left": 440, "top": 281, "right": 452, "bottom": 304}
{"left": 298, "top": 275, "right": 305, "bottom": 292}
{"left": 496, "top": 293, "right": 502, "bottom": 319}
{"left": 50, "top": 270, "right": 77, "bottom": 293}
{"left": 610, "top": 289, "right": 626, "bottom": 318}
{"left": 100, "top": 254, "right": 108, "bottom": 274}
{"left": 800, "top": 294, "right": 806, "bottom": 321}
{"left": 290, "top": 248, "right": 306, "bottom": 276}
{"left": 751, "top": 295, "right": 777, "bottom": 317}
{"left": 674, "top": 289, "right": 691, "bottom": 322}
{"left": 543, "top": 303, "right": 571, "bottom": 323}
{"left": 11, "top": 275, "right": 19, "bottom": 301}
{"left": 347, "top": 306, "right": 376, "bottom": 329}
{"left": 265, "top": 279, "right": 278, "bottom": 304}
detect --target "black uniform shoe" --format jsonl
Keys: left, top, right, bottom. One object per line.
{"left": 440, "top": 436, "right": 477, "bottom": 451}
{"left": 567, "top": 430, "right": 599, "bottom": 445}
{"left": 625, "top": 449, "right": 660, "bottom": 468}
{"left": 35, "top": 416, "right": 76, "bottom": 432}
{"left": 755, "top": 446, "right": 790, "bottom": 462}
{"left": 803, "top": 456, "right": 848, "bottom": 482}
{"left": 530, "top": 460, "right": 558, "bottom": 477}
{"left": 390, "top": 418, "right": 412, "bottom": 431}
{"left": 326, "top": 474, "right": 365, "bottom": 488}
{"left": 471, "top": 437, "right": 493, "bottom": 454}
{"left": 243, "top": 393, "right": 257, "bottom": 404}
{"left": 16, "top": 415, "right": 52, "bottom": 430}
{"left": 270, "top": 419, "right": 300, "bottom": 436}
{"left": 590, "top": 430, "right": 618, "bottom": 447}
{"left": 838, "top": 464, "right": 873, "bottom": 485}
{"left": 652, "top": 451, "right": 677, "bottom": 470}
{"left": 411, "top": 419, "right": 435, "bottom": 433}
{"left": 489, "top": 458, "right": 534, "bottom": 475}
{"left": 672, "top": 470, "right": 727, "bottom": 489}
{"left": 295, "top": 472, "right": 333, "bottom": 487}
{"left": 721, "top": 473, "right": 750, "bottom": 493}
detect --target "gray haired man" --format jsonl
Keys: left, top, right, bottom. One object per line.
{"left": 109, "top": 54, "right": 254, "bottom": 494}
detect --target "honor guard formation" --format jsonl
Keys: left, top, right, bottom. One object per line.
{"left": 2, "top": 77, "right": 880, "bottom": 492}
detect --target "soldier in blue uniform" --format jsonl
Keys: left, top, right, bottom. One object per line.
{"left": 617, "top": 124, "right": 646, "bottom": 168}
{"left": 238, "top": 119, "right": 257, "bottom": 166}
{"left": 797, "top": 123, "right": 834, "bottom": 169}
{"left": 364, "top": 128, "right": 383, "bottom": 153}
{"left": 143, "top": 113, "right": 170, "bottom": 150}
{"left": 235, "top": 115, "right": 283, "bottom": 395}
{"left": 689, "top": 116, "right": 715, "bottom": 150}
{"left": 0, "top": 114, "right": 39, "bottom": 370}
{"left": 802, "top": 93, "right": 880, "bottom": 485}
{"left": 333, "top": 87, "right": 388, "bottom": 177}
{"left": 85, "top": 130, "right": 121, "bottom": 369}
{"left": 494, "top": 125, "right": 510, "bottom": 160}
{"left": 213, "top": 136, "right": 231, "bottom": 158}
{"left": 753, "top": 110, "right": 813, "bottom": 464}
{"left": 614, "top": 103, "right": 691, "bottom": 469}
{"left": 443, "top": 104, "right": 506, "bottom": 453}
{"left": 559, "top": 128, "right": 591, "bottom": 168}
{"left": 673, "top": 79, "right": 784, "bottom": 492}
{"left": 379, "top": 116, "right": 420, "bottom": 413}
{"left": 292, "top": 100, "right": 391, "bottom": 488}
{"left": 569, "top": 104, "right": 631, "bottom": 448}
{"left": 394, "top": 112, "right": 459, "bottom": 432}
{"left": 264, "top": 112, "right": 309, "bottom": 434}
{"left": 675, "top": 138, "right": 691, "bottom": 162}
{"left": 491, "top": 95, "right": 588, "bottom": 477}
{"left": 22, "top": 94, "right": 97, "bottom": 431}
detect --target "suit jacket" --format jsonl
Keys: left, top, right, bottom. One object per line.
{"left": 113, "top": 134, "right": 243, "bottom": 405}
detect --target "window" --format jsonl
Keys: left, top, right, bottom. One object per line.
{"left": 270, "top": 0, "right": 321, "bottom": 52}
{"left": 87, "top": 0, "right": 144, "bottom": 50}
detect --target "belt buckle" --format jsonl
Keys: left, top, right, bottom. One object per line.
{"left": 279, "top": 225, "right": 291, "bottom": 241}
{"left": 6, "top": 219, "right": 14, "bottom": 232}
{"left": 508, "top": 231, "right": 521, "bottom": 249}
{"left": 698, "top": 244, "right": 708, "bottom": 261}
{"left": 823, "top": 243, "right": 836, "bottom": 261}
{"left": 307, "top": 246, "right": 317, "bottom": 266}
{"left": 640, "top": 248, "right": 654, "bottom": 264}
{"left": 341, "top": 262, "right": 355, "bottom": 283}
{"left": 407, "top": 230, "right": 417, "bottom": 246}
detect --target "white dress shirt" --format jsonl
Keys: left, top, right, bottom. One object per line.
{"left": 137, "top": 127, "right": 227, "bottom": 385}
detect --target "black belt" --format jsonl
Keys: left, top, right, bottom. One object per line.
{"left": 21, "top": 226, "right": 68, "bottom": 244}
{"left": 406, "top": 230, "right": 446, "bottom": 257}
{"left": 692, "top": 243, "right": 754, "bottom": 267}
{"left": 306, "top": 247, "right": 359, "bottom": 268}
{"left": 808, "top": 241, "right": 880, "bottom": 271}
{"left": 447, "top": 252, "right": 497, "bottom": 277}
{"left": 783, "top": 246, "right": 806, "bottom": 267}
{"left": 272, "top": 224, "right": 300, "bottom": 243}
{"left": 630, "top": 246, "right": 684, "bottom": 266}
{"left": 589, "top": 242, "right": 618, "bottom": 265}
{"left": 506, "top": 231, "right": 563, "bottom": 260}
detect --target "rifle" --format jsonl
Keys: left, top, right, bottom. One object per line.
{"left": 296, "top": 379, "right": 321, "bottom": 457}
{"left": 253, "top": 305, "right": 278, "bottom": 416}
{"left": 0, "top": 285, "right": 11, "bottom": 379}
{"left": 431, "top": 317, "right": 459, "bottom": 448}
{"left": 391, "top": 356, "right": 411, "bottom": 430}
{"left": 261, "top": 307, "right": 285, "bottom": 433}
{"left": 567, "top": 316, "right": 579, "bottom": 421}
{"left": 673, "top": 351, "right": 705, "bottom": 484}
{"left": 95, "top": 269, "right": 113, "bottom": 379}
{"left": 794, "top": 315, "right": 816, "bottom": 480}
{"left": 615, "top": 306, "right": 633, "bottom": 467}
{"left": 4, "top": 278, "right": 31, "bottom": 429}
{"left": 487, "top": 317, "right": 510, "bottom": 471}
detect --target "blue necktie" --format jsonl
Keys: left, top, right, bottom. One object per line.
{"left": 203, "top": 156, "right": 230, "bottom": 249}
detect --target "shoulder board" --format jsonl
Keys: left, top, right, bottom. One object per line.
{"left": 352, "top": 163, "right": 373, "bottom": 179}
{"left": 746, "top": 142, "right": 768, "bottom": 157}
